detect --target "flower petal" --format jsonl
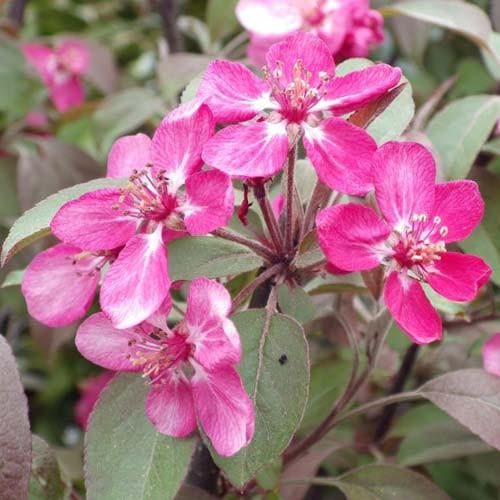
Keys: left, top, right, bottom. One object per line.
{"left": 374, "top": 141, "right": 436, "bottom": 230}
{"left": 384, "top": 271, "right": 442, "bottom": 344}
{"left": 315, "top": 64, "right": 402, "bottom": 114}
{"left": 431, "top": 180, "right": 484, "bottom": 243}
{"left": 186, "top": 278, "right": 241, "bottom": 368}
{"left": 197, "top": 60, "right": 271, "bottom": 123}
{"left": 21, "top": 243, "right": 99, "bottom": 327}
{"left": 192, "top": 365, "right": 254, "bottom": 457}
{"left": 51, "top": 188, "right": 137, "bottom": 251}
{"left": 107, "top": 133, "right": 151, "bottom": 178}
{"left": 49, "top": 76, "right": 85, "bottom": 112}
{"left": 100, "top": 228, "right": 170, "bottom": 329}
{"left": 303, "top": 118, "right": 376, "bottom": 195}
{"left": 182, "top": 170, "right": 234, "bottom": 235}
{"left": 202, "top": 120, "right": 289, "bottom": 178}
{"left": 317, "top": 203, "right": 391, "bottom": 272}
{"left": 151, "top": 102, "right": 214, "bottom": 192}
{"left": 75, "top": 312, "right": 140, "bottom": 371}
{"left": 75, "top": 371, "right": 114, "bottom": 429}
{"left": 22, "top": 43, "right": 54, "bottom": 81}
{"left": 56, "top": 39, "right": 90, "bottom": 75}
{"left": 145, "top": 376, "right": 197, "bottom": 437}
{"left": 427, "top": 252, "right": 492, "bottom": 302}
{"left": 266, "top": 32, "right": 335, "bottom": 87}
{"left": 483, "top": 333, "right": 500, "bottom": 377}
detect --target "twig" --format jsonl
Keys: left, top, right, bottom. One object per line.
{"left": 231, "top": 263, "right": 284, "bottom": 313}
{"left": 212, "top": 228, "right": 276, "bottom": 262}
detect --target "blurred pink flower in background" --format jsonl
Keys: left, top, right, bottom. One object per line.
{"left": 75, "top": 371, "right": 114, "bottom": 429}
{"left": 483, "top": 334, "right": 500, "bottom": 377}
{"left": 236, "top": 0, "right": 384, "bottom": 66}
{"left": 22, "top": 39, "right": 90, "bottom": 112}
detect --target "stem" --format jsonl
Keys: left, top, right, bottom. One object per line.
{"left": 285, "top": 146, "right": 297, "bottom": 253}
{"left": 157, "top": 0, "right": 183, "bottom": 53}
{"left": 254, "top": 184, "right": 284, "bottom": 255}
{"left": 218, "top": 31, "right": 249, "bottom": 58}
{"left": 373, "top": 344, "right": 420, "bottom": 442}
{"left": 300, "top": 180, "right": 332, "bottom": 240}
{"left": 7, "top": 0, "right": 28, "bottom": 28}
{"left": 213, "top": 228, "right": 276, "bottom": 262}
{"left": 231, "top": 263, "right": 284, "bottom": 313}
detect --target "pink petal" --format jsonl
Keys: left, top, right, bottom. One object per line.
{"left": 145, "top": 376, "right": 197, "bottom": 437}
{"left": 21, "top": 243, "right": 99, "bottom": 327}
{"left": 51, "top": 188, "right": 137, "bottom": 251}
{"left": 182, "top": 170, "right": 234, "bottom": 235}
{"left": 265, "top": 32, "right": 335, "bottom": 88}
{"left": 75, "top": 371, "right": 114, "bottom": 429}
{"left": 192, "top": 365, "right": 254, "bottom": 457}
{"left": 247, "top": 35, "right": 277, "bottom": 67}
{"left": 197, "top": 60, "right": 271, "bottom": 123}
{"left": 271, "top": 193, "right": 285, "bottom": 219}
{"left": 426, "top": 252, "right": 492, "bottom": 302}
{"left": 374, "top": 142, "right": 436, "bottom": 230}
{"left": 75, "top": 312, "right": 140, "bottom": 371}
{"left": 107, "top": 134, "right": 151, "bottom": 178}
{"left": 315, "top": 64, "right": 402, "bottom": 114}
{"left": 317, "top": 203, "right": 391, "bottom": 272}
{"left": 431, "top": 181, "right": 484, "bottom": 243}
{"left": 100, "top": 228, "right": 170, "bottom": 329}
{"left": 303, "top": 118, "right": 376, "bottom": 195}
{"left": 483, "top": 333, "right": 500, "bottom": 377}
{"left": 202, "top": 120, "right": 289, "bottom": 179}
{"left": 49, "top": 76, "right": 85, "bottom": 112}
{"left": 186, "top": 278, "right": 241, "bottom": 368}
{"left": 151, "top": 103, "right": 214, "bottom": 192}
{"left": 56, "top": 39, "right": 90, "bottom": 75}
{"left": 22, "top": 43, "right": 54, "bottom": 81}
{"left": 384, "top": 271, "right": 442, "bottom": 344}
{"left": 236, "top": 0, "right": 302, "bottom": 37}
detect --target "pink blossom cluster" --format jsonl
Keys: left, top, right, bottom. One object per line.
{"left": 236, "top": 0, "right": 384, "bottom": 66}
{"left": 22, "top": 39, "right": 90, "bottom": 112}
{"left": 21, "top": 31, "right": 492, "bottom": 454}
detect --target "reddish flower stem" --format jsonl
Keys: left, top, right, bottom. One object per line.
{"left": 285, "top": 146, "right": 297, "bottom": 253}
{"left": 254, "top": 185, "right": 284, "bottom": 255}
{"left": 212, "top": 228, "right": 276, "bottom": 262}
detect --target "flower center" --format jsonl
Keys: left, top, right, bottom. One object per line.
{"left": 114, "top": 167, "right": 179, "bottom": 224}
{"left": 263, "top": 59, "right": 330, "bottom": 123}
{"left": 127, "top": 323, "right": 193, "bottom": 385}
{"left": 391, "top": 213, "right": 448, "bottom": 277}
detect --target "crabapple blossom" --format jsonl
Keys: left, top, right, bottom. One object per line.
{"left": 75, "top": 278, "right": 254, "bottom": 457}
{"left": 48, "top": 102, "right": 234, "bottom": 329}
{"left": 236, "top": 0, "right": 384, "bottom": 67}
{"left": 199, "top": 31, "right": 400, "bottom": 195}
{"left": 22, "top": 39, "right": 90, "bottom": 112}
{"left": 483, "top": 334, "right": 500, "bottom": 377}
{"left": 316, "top": 141, "right": 492, "bottom": 344}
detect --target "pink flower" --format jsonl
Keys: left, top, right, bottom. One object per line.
{"left": 483, "top": 334, "right": 500, "bottom": 377}
{"left": 49, "top": 103, "right": 234, "bottom": 329}
{"left": 75, "top": 371, "right": 115, "bottom": 429}
{"left": 199, "top": 32, "right": 400, "bottom": 195}
{"left": 76, "top": 277, "right": 254, "bottom": 456}
{"left": 22, "top": 243, "right": 119, "bottom": 327}
{"left": 316, "top": 141, "right": 492, "bottom": 344}
{"left": 22, "top": 39, "right": 90, "bottom": 112}
{"left": 236, "top": 0, "right": 384, "bottom": 67}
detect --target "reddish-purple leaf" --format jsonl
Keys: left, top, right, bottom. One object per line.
{"left": 420, "top": 368, "right": 500, "bottom": 450}
{"left": 0, "top": 335, "right": 31, "bottom": 499}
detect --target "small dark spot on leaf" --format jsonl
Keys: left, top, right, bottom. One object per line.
{"left": 279, "top": 354, "right": 288, "bottom": 365}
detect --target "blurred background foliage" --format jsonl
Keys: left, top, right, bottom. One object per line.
{"left": 1, "top": 0, "right": 500, "bottom": 498}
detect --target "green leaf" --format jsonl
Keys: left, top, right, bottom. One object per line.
{"left": 209, "top": 310, "right": 309, "bottom": 488}
{"left": 0, "top": 156, "right": 20, "bottom": 222}
{"left": 180, "top": 75, "right": 203, "bottom": 103}
{"left": 206, "top": 0, "right": 239, "bottom": 42}
{"left": 294, "top": 231, "right": 324, "bottom": 270}
{"left": 0, "top": 335, "right": 31, "bottom": 498}
{"left": 336, "top": 58, "right": 415, "bottom": 143}
{"left": 381, "top": 1, "right": 494, "bottom": 55}
{"left": 93, "top": 88, "right": 165, "bottom": 156}
{"left": 29, "top": 435, "right": 70, "bottom": 500}
{"left": 314, "top": 464, "right": 451, "bottom": 499}
{"left": 277, "top": 283, "right": 316, "bottom": 325}
{"left": 168, "top": 236, "right": 263, "bottom": 281}
{"left": 85, "top": 374, "right": 196, "bottom": 500}
{"left": 426, "top": 95, "right": 500, "bottom": 179}
{"left": 1, "top": 269, "right": 24, "bottom": 288}
{"left": 1, "top": 178, "right": 124, "bottom": 266}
